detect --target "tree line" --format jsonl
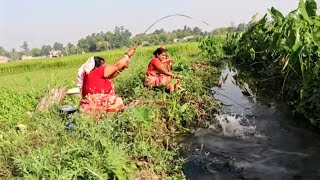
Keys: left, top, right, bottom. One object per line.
{"left": 0, "top": 23, "right": 247, "bottom": 61}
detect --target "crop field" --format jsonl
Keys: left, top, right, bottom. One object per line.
{"left": 0, "top": 43, "right": 221, "bottom": 179}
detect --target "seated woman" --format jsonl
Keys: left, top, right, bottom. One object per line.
{"left": 145, "top": 46, "right": 181, "bottom": 92}
{"left": 77, "top": 47, "right": 135, "bottom": 114}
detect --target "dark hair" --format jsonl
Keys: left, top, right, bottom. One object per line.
{"left": 94, "top": 56, "right": 105, "bottom": 67}
{"left": 153, "top": 47, "right": 167, "bottom": 56}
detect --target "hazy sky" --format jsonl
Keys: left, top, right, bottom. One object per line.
{"left": 0, "top": 0, "right": 300, "bottom": 50}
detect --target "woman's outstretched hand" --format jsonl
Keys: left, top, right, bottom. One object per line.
{"left": 126, "top": 47, "right": 136, "bottom": 58}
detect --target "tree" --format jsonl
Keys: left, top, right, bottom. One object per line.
{"left": 41, "top": 45, "right": 52, "bottom": 56}
{"left": 31, "top": 48, "right": 42, "bottom": 57}
{"left": 65, "top": 43, "right": 78, "bottom": 55}
{"left": 9, "top": 48, "right": 20, "bottom": 60}
{"left": 77, "top": 38, "right": 90, "bottom": 52}
{"left": 53, "top": 42, "right": 64, "bottom": 51}
{"left": 20, "top": 41, "right": 29, "bottom": 55}
{"left": 111, "top": 26, "right": 132, "bottom": 49}
{"left": 237, "top": 23, "right": 247, "bottom": 31}
{"left": 96, "top": 41, "right": 109, "bottom": 51}
{"left": 0, "top": 46, "right": 8, "bottom": 56}
{"left": 153, "top": 28, "right": 165, "bottom": 34}
{"left": 193, "top": 27, "right": 203, "bottom": 35}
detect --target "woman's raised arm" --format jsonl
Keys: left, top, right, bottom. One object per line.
{"left": 104, "top": 47, "right": 135, "bottom": 78}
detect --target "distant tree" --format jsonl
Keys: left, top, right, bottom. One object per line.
{"left": 31, "top": 48, "right": 42, "bottom": 57}
{"left": 153, "top": 28, "right": 165, "bottom": 34}
{"left": 41, "top": 45, "right": 52, "bottom": 56}
{"left": 9, "top": 48, "right": 21, "bottom": 60}
{"left": 96, "top": 41, "right": 109, "bottom": 51}
{"left": 172, "top": 26, "right": 193, "bottom": 38}
{"left": 193, "top": 27, "right": 203, "bottom": 35}
{"left": 0, "top": 46, "right": 7, "bottom": 56}
{"left": 77, "top": 38, "right": 90, "bottom": 52}
{"left": 53, "top": 42, "right": 64, "bottom": 51}
{"left": 237, "top": 23, "right": 247, "bottom": 31}
{"left": 149, "top": 34, "right": 160, "bottom": 45}
{"left": 20, "top": 41, "right": 29, "bottom": 55}
{"left": 65, "top": 43, "right": 78, "bottom": 55}
{"left": 211, "top": 27, "right": 237, "bottom": 35}
{"left": 131, "top": 33, "right": 149, "bottom": 45}
{"left": 158, "top": 33, "right": 172, "bottom": 44}
{"left": 110, "top": 26, "right": 132, "bottom": 49}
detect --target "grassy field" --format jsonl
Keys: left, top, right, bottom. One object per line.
{"left": 0, "top": 43, "right": 221, "bottom": 179}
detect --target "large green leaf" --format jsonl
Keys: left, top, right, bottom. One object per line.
{"left": 299, "top": 0, "right": 312, "bottom": 24}
{"left": 292, "top": 27, "right": 302, "bottom": 52}
{"left": 299, "top": 0, "right": 318, "bottom": 24}
{"left": 314, "top": 19, "right": 320, "bottom": 27}
{"left": 269, "top": 7, "right": 285, "bottom": 23}
{"left": 305, "top": 0, "right": 317, "bottom": 18}
{"left": 312, "top": 28, "right": 320, "bottom": 47}
{"left": 285, "top": 29, "right": 296, "bottom": 49}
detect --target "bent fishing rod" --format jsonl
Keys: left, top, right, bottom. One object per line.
{"left": 133, "top": 14, "right": 211, "bottom": 48}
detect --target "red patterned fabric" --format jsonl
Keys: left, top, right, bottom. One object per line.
{"left": 80, "top": 66, "right": 124, "bottom": 114}
{"left": 82, "top": 66, "right": 113, "bottom": 97}
{"left": 145, "top": 57, "right": 172, "bottom": 88}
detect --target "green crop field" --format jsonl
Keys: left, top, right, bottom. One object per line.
{"left": 0, "top": 42, "right": 221, "bottom": 179}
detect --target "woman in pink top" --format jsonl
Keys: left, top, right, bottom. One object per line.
{"left": 145, "top": 46, "right": 181, "bottom": 92}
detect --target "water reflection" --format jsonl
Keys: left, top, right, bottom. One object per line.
{"left": 182, "top": 67, "right": 320, "bottom": 180}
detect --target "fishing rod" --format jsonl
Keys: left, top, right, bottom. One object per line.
{"left": 142, "top": 14, "right": 211, "bottom": 35}
{"left": 134, "top": 14, "right": 211, "bottom": 48}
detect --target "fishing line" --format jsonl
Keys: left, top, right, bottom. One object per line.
{"left": 142, "top": 14, "right": 211, "bottom": 35}
{"left": 204, "top": 86, "right": 249, "bottom": 110}
{"left": 134, "top": 14, "right": 211, "bottom": 47}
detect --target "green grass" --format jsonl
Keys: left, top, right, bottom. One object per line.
{"left": 0, "top": 43, "right": 221, "bottom": 179}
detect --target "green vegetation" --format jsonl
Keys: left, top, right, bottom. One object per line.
{"left": 0, "top": 43, "right": 221, "bottom": 179}
{"left": 199, "top": 0, "right": 320, "bottom": 126}
{"left": 0, "top": 26, "right": 210, "bottom": 61}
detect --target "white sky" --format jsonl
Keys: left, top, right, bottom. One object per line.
{"left": 0, "top": 0, "right": 301, "bottom": 49}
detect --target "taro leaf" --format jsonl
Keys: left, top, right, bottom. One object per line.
{"left": 292, "top": 27, "right": 302, "bottom": 52}
{"left": 312, "top": 28, "right": 320, "bottom": 47}
{"left": 287, "top": 46, "right": 303, "bottom": 71}
{"left": 269, "top": 7, "right": 285, "bottom": 23}
{"left": 281, "top": 38, "right": 290, "bottom": 51}
{"left": 286, "top": 29, "right": 296, "bottom": 49}
{"left": 250, "top": 48, "right": 255, "bottom": 60}
{"left": 299, "top": 0, "right": 311, "bottom": 24}
{"left": 283, "top": 27, "right": 301, "bottom": 52}
{"left": 306, "top": 0, "right": 317, "bottom": 18}
{"left": 288, "top": 9, "right": 298, "bottom": 19}
{"left": 313, "top": 19, "right": 320, "bottom": 27}
{"left": 299, "top": 0, "right": 316, "bottom": 24}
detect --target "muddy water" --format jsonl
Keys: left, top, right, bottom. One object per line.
{"left": 182, "top": 68, "right": 320, "bottom": 180}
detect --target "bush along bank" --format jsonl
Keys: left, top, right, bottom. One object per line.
{"left": 0, "top": 43, "right": 222, "bottom": 179}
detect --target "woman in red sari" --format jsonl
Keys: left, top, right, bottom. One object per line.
{"left": 145, "top": 46, "right": 181, "bottom": 92}
{"left": 79, "top": 47, "right": 135, "bottom": 114}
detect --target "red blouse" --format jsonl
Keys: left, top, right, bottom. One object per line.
{"left": 82, "top": 66, "right": 113, "bottom": 97}
{"left": 147, "top": 57, "right": 162, "bottom": 72}
{"left": 147, "top": 57, "right": 171, "bottom": 74}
